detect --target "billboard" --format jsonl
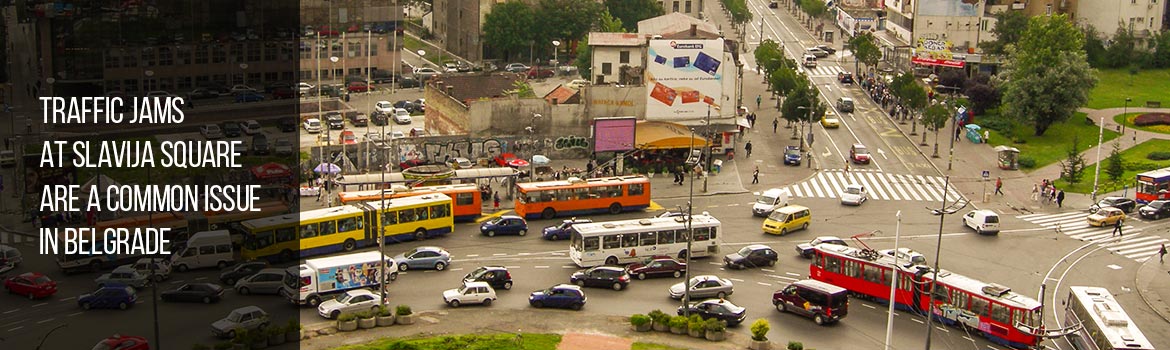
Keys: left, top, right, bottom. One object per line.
{"left": 918, "top": 0, "right": 979, "bottom": 17}
{"left": 912, "top": 38, "right": 965, "bottom": 68}
{"left": 593, "top": 117, "right": 637, "bottom": 152}
{"left": 645, "top": 38, "right": 725, "bottom": 120}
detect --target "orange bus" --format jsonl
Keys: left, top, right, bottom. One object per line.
{"left": 337, "top": 184, "right": 482, "bottom": 222}
{"left": 515, "top": 176, "right": 651, "bottom": 220}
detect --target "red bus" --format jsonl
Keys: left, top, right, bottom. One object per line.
{"left": 1135, "top": 167, "right": 1170, "bottom": 204}
{"left": 337, "top": 183, "right": 482, "bottom": 222}
{"left": 810, "top": 244, "right": 1041, "bottom": 349}
{"left": 514, "top": 176, "right": 651, "bottom": 220}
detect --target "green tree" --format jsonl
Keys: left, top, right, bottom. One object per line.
{"left": 781, "top": 76, "right": 825, "bottom": 142}
{"left": 798, "top": 0, "right": 827, "bottom": 27}
{"left": 890, "top": 72, "right": 928, "bottom": 132}
{"left": 978, "top": 10, "right": 1029, "bottom": 56}
{"left": 1150, "top": 31, "right": 1170, "bottom": 68}
{"left": 603, "top": 0, "right": 662, "bottom": 32}
{"left": 1105, "top": 141, "right": 1124, "bottom": 183}
{"left": 535, "top": 0, "right": 604, "bottom": 61}
{"left": 1082, "top": 25, "right": 1109, "bottom": 68}
{"left": 754, "top": 39, "right": 785, "bottom": 78}
{"left": 573, "top": 36, "right": 592, "bottom": 78}
{"left": 1060, "top": 135, "right": 1087, "bottom": 185}
{"left": 483, "top": 1, "right": 535, "bottom": 61}
{"left": 597, "top": 8, "right": 625, "bottom": 32}
{"left": 848, "top": 32, "right": 882, "bottom": 73}
{"left": 998, "top": 14, "right": 1097, "bottom": 136}
{"left": 507, "top": 80, "right": 536, "bottom": 98}
{"left": 1104, "top": 26, "right": 1139, "bottom": 69}
{"left": 722, "top": 0, "right": 753, "bottom": 26}
{"left": 963, "top": 73, "right": 1000, "bottom": 116}
{"left": 923, "top": 103, "right": 951, "bottom": 157}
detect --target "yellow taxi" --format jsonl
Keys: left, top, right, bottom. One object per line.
{"left": 1086, "top": 206, "right": 1126, "bottom": 227}
{"left": 820, "top": 111, "right": 840, "bottom": 128}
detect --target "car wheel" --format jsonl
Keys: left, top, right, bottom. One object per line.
{"left": 238, "top": 287, "right": 250, "bottom": 295}
{"left": 486, "top": 230, "right": 495, "bottom": 237}
{"left": 308, "top": 295, "right": 322, "bottom": 307}
{"left": 81, "top": 302, "right": 92, "bottom": 310}
{"left": 612, "top": 283, "right": 623, "bottom": 291}
{"left": 605, "top": 256, "right": 619, "bottom": 265}
{"left": 217, "top": 261, "right": 229, "bottom": 269}
{"left": 548, "top": 234, "right": 559, "bottom": 241}
{"left": 224, "top": 277, "right": 237, "bottom": 285}
{"left": 482, "top": 298, "right": 493, "bottom": 306}
{"left": 331, "top": 310, "right": 341, "bottom": 319}
{"left": 541, "top": 208, "right": 556, "bottom": 219}
{"left": 638, "top": 273, "right": 647, "bottom": 280}
{"left": 776, "top": 303, "right": 787, "bottom": 313}
{"left": 801, "top": 223, "right": 809, "bottom": 230}
{"left": 118, "top": 302, "right": 128, "bottom": 310}
{"left": 503, "top": 281, "right": 513, "bottom": 290}
{"left": 716, "top": 291, "right": 727, "bottom": 299}
{"left": 571, "top": 303, "right": 583, "bottom": 311}
{"left": 518, "top": 229, "right": 527, "bottom": 236}
{"left": 780, "top": 228, "right": 788, "bottom": 235}
{"left": 609, "top": 203, "right": 622, "bottom": 215}
{"left": 678, "top": 250, "right": 688, "bottom": 259}
{"left": 672, "top": 271, "right": 682, "bottom": 278}
{"left": 815, "top": 314, "right": 827, "bottom": 325}
{"left": 176, "top": 264, "right": 189, "bottom": 272}
{"left": 532, "top": 301, "right": 543, "bottom": 308}
{"left": 226, "top": 330, "right": 236, "bottom": 340}
{"left": 767, "top": 259, "right": 776, "bottom": 267}
{"left": 153, "top": 275, "right": 165, "bottom": 282}
{"left": 435, "top": 262, "right": 447, "bottom": 271}
{"left": 202, "top": 296, "right": 212, "bottom": 304}
{"left": 398, "top": 263, "right": 409, "bottom": 272}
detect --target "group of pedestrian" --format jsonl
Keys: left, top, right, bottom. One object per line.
{"left": 1033, "top": 179, "right": 1065, "bottom": 207}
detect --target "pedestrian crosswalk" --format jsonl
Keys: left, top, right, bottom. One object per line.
{"left": 783, "top": 171, "right": 965, "bottom": 203}
{"left": 0, "top": 232, "right": 32, "bottom": 244}
{"left": 1017, "top": 212, "right": 1167, "bottom": 262}
{"left": 801, "top": 65, "right": 846, "bottom": 77}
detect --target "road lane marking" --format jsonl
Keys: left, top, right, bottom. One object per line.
{"left": 32, "top": 302, "right": 47, "bottom": 307}
{"left": 761, "top": 269, "right": 775, "bottom": 272}
{"left": 194, "top": 277, "right": 207, "bottom": 280}
{"left": 493, "top": 253, "right": 507, "bottom": 256}
{"left": 785, "top": 272, "right": 801, "bottom": 277}
{"left": 756, "top": 282, "right": 772, "bottom": 286}
{"left": 8, "top": 326, "right": 23, "bottom": 332}
{"left": 505, "top": 266, "right": 520, "bottom": 269}
{"left": 466, "top": 254, "right": 479, "bottom": 257}
{"left": 518, "top": 253, "right": 530, "bottom": 256}
{"left": 647, "top": 201, "right": 665, "bottom": 211}
{"left": 728, "top": 278, "right": 744, "bottom": 282}
{"left": 912, "top": 319, "right": 924, "bottom": 324}
{"left": 862, "top": 304, "right": 876, "bottom": 309}
{"left": 58, "top": 297, "right": 75, "bottom": 302}
{"left": 36, "top": 318, "right": 54, "bottom": 324}
{"left": 3, "top": 309, "right": 18, "bottom": 314}
{"left": 449, "top": 268, "right": 464, "bottom": 271}
{"left": 67, "top": 312, "right": 83, "bottom": 317}
{"left": 535, "top": 266, "right": 549, "bottom": 269}
{"left": 562, "top": 266, "right": 576, "bottom": 268}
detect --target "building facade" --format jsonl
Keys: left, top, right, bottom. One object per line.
{"left": 658, "top": 0, "right": 706, "bottom": 19}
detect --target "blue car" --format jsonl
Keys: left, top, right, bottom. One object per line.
{"left": 783, "top": 146, "right": 802, "bottom": 166}
{"left": 78, "top": 285, "right": 138, "bottom": 310}
{"left": 393, "top": 246, "right": 451, "bottom": 271}
{"left": 480, "top": 215, "right": 528, "bottom": 237}
{"left": 529, "top": 284, "right": 587, "bottom": 310}
{"left": 235, "top": 92, "right": 265, "bottom": 103}
{"left": 541, "top": 218, "right": 592, "bottom": 240}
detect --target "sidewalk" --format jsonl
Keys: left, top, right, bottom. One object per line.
{"left": 1135, "top": 254, "right": 1170, "bottom": 324}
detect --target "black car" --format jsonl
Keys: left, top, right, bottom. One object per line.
{"left": 815, "top": 45, "right": 837, "bottom": 55}
{"left": 569, "top": 266, "right": 631, "bottom": 291}
{"left": 1093, "top": 196, "right": 1137, "bottom": 213}
{"left": 1139, "top": 200, "right": 1170, "bottom": 220}
{"left": 838, "top": 72, "right": 854, "bottom": 84}
{"left": 724, "top": 244, "right": 778, "bottom": 269}
{"left": 398, "top": 77, "right": 420, "bottom": 88}
{"left": 160, "top": 283, "right": 225, "bottom": 303}
{"left": 677, "top": 299, "right": 747, "bottom": 326}
{"left": 218, "top": 261, "right": 269, "bottom": 285}
{"left": 463, "top": 266, "right": 513, "bottom": 290}
{"left": 251, "top": 134, "right": 270, "bottom": 155}
{"left": 768, "top": 0, "right": 778, "bottom": 8}
{"left": 222, "top": 122, "right": 243, "bottom": 137}
{"left": 263, "top": 81, "right": 292, "bottom": 93}
{"left": 370, "top": 111, "right": 389, "bottom": 126}
{"left": 187, "top": 88, "right": 220, "bottom": 100}
{"left": 349, "top": 113, "right": 369, "bottom": 127}
{"left": 324, "top": 112, "right": 344, "bottom": 129}
{"left": 278, "top": 117, "right": 297, "bottom": 132}
{"left": 393, "top": 100, "right": 419, "bottom": 113}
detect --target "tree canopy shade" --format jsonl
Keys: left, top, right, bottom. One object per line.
{"left": 781, "top": 76, "right": 824, "bottom": 125}
{"left": 722, "top": 0, "right": 753, "bottom": 25}
{"left": 978, "top": 10, "right": 1028, "bottom": 56}
{"left": 604, "top": 0, "right": 662, "bottom": 32}
{"left": 597, "top": 8, "right": 625, "bottom": 33}
{"left": 890, "top": 72, "right": 927, "bottom": 112}
{"left": 537, "top": 0, "right": 603, "bottom": 45}
{"left": 483, "top": 1, "right": 535, "bottom": 62}
{"left": 997, "top": 14, "right": 1097, "bottom": 136}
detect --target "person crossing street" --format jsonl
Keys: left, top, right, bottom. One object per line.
{"left": 772, "top": 118, "right": 779, "bottom": 133}
{"left": 744, "top": 140, "right": 753, "bottom": 158}
{"left": 752, "top": 166, "right": 759, "bottom": 184}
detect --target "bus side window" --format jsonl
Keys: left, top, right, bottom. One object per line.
{"left": 628, "top": 184, "right": 644, "bottom": 196}
{"left": 640, "top": 232, "right": 656, "bottom": 246}
{"left": 275, "top": 227, "right": 296, "bottom": 243}
{"left": 675, "top": 229, "right": 689, "bottom": 242}
{"left": 300, "top": 223, "right": 319, "bottom": 238}
{"left": 603, "top": 234, "right": 621, "bottom": 249}
{"left": 693, "top": 227, "right": 710, "bottom": 241}
{"left": 430, "top": 204, "right": 449, "bottom": 218}
{"left": 657, "top": 230, "right": 675, "bottom": 244}
{"left": 622, "top": 233, "right": 638, "bottom": 248}
{"left": 583, "top": 237, "right": 600, "bottom": 251}
{"left": 399, "top": 209, "right": 417, "bottom": 223}
{"left": 415, "top": 207, "right": 430, "bottom": 220}
{"left": 338, "top": 217, "right": 360, "bottom": 232}
{"left": 382, "top": 211, "right": 398, "bottom": 225}
{"left": 575, "top": 188, "right": 589, "bottom": 200}
{"left": 319, "top": 221, "right": 337, "bottom": 236}
{"left": 455, "top": 193, "right": 475, "bottom": 205}
{"left": 558, "top": 189, "right": 572, "bottom": 201}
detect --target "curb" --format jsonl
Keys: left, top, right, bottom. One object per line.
{"left": 1135, "top": 256, "right": 1170, "bottom": 324}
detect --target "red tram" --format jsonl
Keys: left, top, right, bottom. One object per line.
{"left": 810, "top": 244, "right": 1041, "bottom": 349}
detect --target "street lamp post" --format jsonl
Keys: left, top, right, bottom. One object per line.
{"left": 1123, "top": 97, "right": 1131, "bottom": 134}
{"left": 239, "top": 63, "right": 249, "bottom": 86}
{"left": 936, "top": 85, "right": 961, "bottom": 170}
{"left": 682, "top": 128, "right": 697, "bottom": 316}
{"left": 1092, "top": 110, "right": 1106, "bottom": 201}
{"left": 884, "top": 211, "right": 902, "bottom": 350}
{"left": 416, "top": 50, "right": 426, "bottom": 91}
{"left": 551, "top": 41, "right": 561, "bottom": 68}
{"left": 923, "top": 176, "right": 967, "bottom": 349}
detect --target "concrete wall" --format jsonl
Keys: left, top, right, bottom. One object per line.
{"left": 591, "top": 46, "right": 645, "bottom": 84}
{"left": 1077, "top": 0, "right": 1164, "bottom": 39}
{"left": 582, "top": 85, "right": 646, "bottom": 119}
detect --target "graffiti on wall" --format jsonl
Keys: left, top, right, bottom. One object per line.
{"left": 554, "top": 136, "right": 589, "bottom": 151}
{"left": 395, "top": 135, "right": 592, "bottom": 163}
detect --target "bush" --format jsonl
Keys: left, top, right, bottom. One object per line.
{"left": 688, "top": 315, "right": 706, "bottom": 332}
{"left": 787, "top": 341, "right": 804, "bottom": 350}
{"left": 386, "top": 340, "right": 422, "bottom": 350}
{"left": 1129, "top": 160, "right": 1165, "bottom": 172}
{"left": 286, "top": 319, "right": 301, "bottom": 332}
{"left": 1018, "top": 156, "right": 1037, "bottom": 169}
{"left": 648, "top": 309, "right": 667, "bottom": 323}
{"left": 630, "top": 314, "right": 652, "bottom": 326}
{"left": 396, "top": 304, "right": 413, "bottom": 316}
{"left": 1134, "top": 113, "right": 1170, "bottom": 126}
{"left": 750, "top": 318, "right": 770, "bottom": 341}
{"left": 356, "top": 310, "right": 375, "bottom": 319}
{"left": 704, "top": 318, "right": 726, "bottom": 332}
{"left": 377, "top": 305, "right": 393, "bottom": 317}
{"left": 338, "top": 313, "right": 358, "bottom": 322}
{"left": 669, "top": 315, "right": 689, "bottom": 328}
{"left": 232, "top": 329, "right": 250, "bottom": 344}
{"left": 1147, "top": 151, "right": 1170, "bottom": 161}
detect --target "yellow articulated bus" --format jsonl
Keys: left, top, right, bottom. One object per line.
{"left": 239, "top": 194, "right": 453, "bottom": 262}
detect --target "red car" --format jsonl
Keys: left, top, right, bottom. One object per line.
{"left": 625, "top": 256, "right": 687, "bottom": 280}
{"left": 317, "top": 26, "right": 339, "bottom": 37}
{"left": 92, "top": 334, "right": 149, "bottom": 350}
{"left": 493, "top": 153, "right": 520, "bottom": 167}
{"left": 399, "top": 158, "right": 429, "bottom": 170}
{"left": 339, "top": 130, "right": 357, "bottom": 145}
{"left": 4, "top": 272, "right": 57, "bottom": 299}
{"left": 271, "top": 87, "right": 295, "bottom": 99}
{"left": 347, "top": 81, "right": 370, "bottom": 93}
{"left": 526, "top": 67, "right": 555, "bottom": 79}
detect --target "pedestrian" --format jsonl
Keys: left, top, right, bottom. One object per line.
{"left": 1160, "top": 243, "right": 1167, "bottom": 263}
{"left": 493, "top": 193, "right": 501, "bottom": 211}
{"left": 752, "top": 166, "right": 760, "bottom": 184}
{"left": 756, "top": 94, "right": 762, "bottom": 110}
{"left": 1030, "top": 184, "right": 1039, "bottom": 201}
{"left": 773, "top": 118, "right": 779, "bottom": 133}
{"left": 1111, "top": 218, "right": 1123, "bottom": 237}
{"left": 744, "top": 140, "right": 753, "bottom": 158}
{"left": 994, "top": 177, "right": 1004, "bottom": 195}
{"left": 983, "top": 130, "right": 990, "bottom": 144}
{"left": 955, "top": 126, "right": 962, "bottom": 141}
{"left": 1056, "top": 189, "right": 1065, "bottom": 208}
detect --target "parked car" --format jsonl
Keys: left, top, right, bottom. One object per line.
{"left": 398, "top": 76, "right": 420, "bottom": 88}
{"left": 1092, "top": 196, "right": 1137, "bottom": 214}
{"left": 769, "top": 0, "right": 779, "bottom": 8}
{"left": 218, "top": 261, "right": 269, "bottom": 285}
{"left": 393, "top": 246, "right": 451, "bottom": 271}
{"left": 669, "top": 275, "right": 734, "bottom": 300}
{"left": 346, "top": 81, "right": 370, "bottom": 93}
{"left": 211, "top": 306, "right": 270, "bottom": 339}
{"left": 443, "top": 281, "right": 497, "bottom": 307}
{"left": 566, "top": 79, "right": 590, "bottom": 90}
{"left": 677, "top": 299, "right": 748, "bottom": 326}
{"left": 302, "top": 118, "right": 322, "bottom": 133}
{"left": 187, "top": 88, "right": 219, "bottom": 99}
{"left": 413, "top": 67, "right": 440, "bottom": 81}
{"left": 480, "top": 215, "right": 528, "bottom": 236}
{"left": 1087, "top": 207, "right": 1126, "bottom": 227}
{"left": 529, "top": 284, "right": 587, "bottom": 310}
{"left": 339, "top": 130, "right": 357, "bottom": 145}
{"left": 783, "top": 146, "right": 802, "bottom": 165}
{"left": 234, "top": 92, "right": 265, "bottom": 103}
{"left": 251, "top": 133, "right": 270, "bottom": 155}
{"left": 161, "top": 283, "right": 225, "bottom": 303}
{"left": 271, "top": 87, "right": 295, "bottom": 99}
{"left": 375, "top": 100, "right": 395, "bottom": 113}
{"left": 297, "top": 82, "right": 315, "bottom": 95}
{"left": 625, "top": 256, "right": 687, "bottom": 280}
{"left": 442, "top": 62, "right": 459, "bottom": 73}
{"left": 393, "top": 100, "right": 420, "bottom": 113}
{"left": 1139, "top": 200, "right": 1170, "bottom": 220}
{"left": 78, "top": 285, "right": 137, "bottom": 310}
{"left": 839, "top": 184, "right": 868, "bottom": 205}
{"left": 240, "top": 120, "right": 262, "bottom": 135}
{"left": 796, "top": 236, "right": 849, "bottom": 258}
{"left": 278, "top": 117, "right": 297, "bottom": 132}
{"left": 95, "top": 266, "right": 152, "bottom": 289}
{"left": 526, "top": 66, "right": 555, "bottom": 79}
{"left": 815, "top": 45, "right": 837, "bottom": 55}
{"left": 229, "top": 85, "right": 257, "bottom": 94}
{"left": 398, "top": 158, "right": 428, "bottom": 170}
{"left": 542, "top": 218, "right": 592, "bottom": 240}
{"left": 222, "top": 121, "right": 243, "bottom": 137}
{"left": 92, "top": 335, "right": 149, "bottom": 350}
{"left": 494, "top": 153, "right": 521, "bottom": 167}
{"left": 393, "top": 108, "right": 412, "bottom": 124}
{"left": 346, "top": 113, "right": 368, "bottom": 127}
{"left": 317, "top": 289, "right": 385, "bottom": 319}
{"left": 324, "top": 112, "right": 345, "bottom": 129}
{"left": 3, "top": 272, "right": 57, "bottom": 299}
{"left": 200, "top": 124, "right": 224, "bottom": 139}
{"left": 723, "top": 244, "right": 778, "bottom": 269}
{"left": 370, "top": 111, "right": 389, "bottom": 126}
{"left": 570, "top": 266, "right": 631, "bottom": 291}
{"left": 836, "top": 97, "right": 855, "bottom": 113}
{"left": 234, "top": 268, "right": 286, "bottom": 295}
{"left": 773, "top": 279, "right": 849, "bottom": 325}
{"left": 464, "top": 266, "right": 513, "bottom": 290}
{"left": 505, "top": 63, "right": 530, "bottom": 73}
{"left": 849, "top": 143, "right": 871, "bottom": 164}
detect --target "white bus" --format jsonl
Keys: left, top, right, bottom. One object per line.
{"left": 1064, "top": 286, "right": 1154, "bottom": 350}
{"left": 568, "top": 214, "right": 721, "bottom": 267}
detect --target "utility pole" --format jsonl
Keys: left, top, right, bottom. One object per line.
{"left": 923, "top": 176, "right": 966, "bottom": 349}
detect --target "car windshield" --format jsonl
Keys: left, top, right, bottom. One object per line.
{"left": 855, "top": 147, "right": 869, "bottom": 154}
{"left": 845, "top": 187, "right": 861, "bottom": 195}
{"left": 737, "top": 246, "right": 753, "bottom": 255}
{"left": 767, "top": 210, "right": 787, "bottom": 221}
{"left": 33, "top": 276, "right": 51, "bottom": 284}
{"left": 785, "top": 148, "right": 799, "bottom": 155}
{"left": 469, "top": 267, "right": 488, "bottom": 279}
{"left": 1152, "top": 201, "right": 1168, "bottom": 208}
{"left": 336, "top": 293, "right": 355, "bottom": 303}
{"left": 487, "top": 218, "right": 503, "bottom": 225}
{"left": 757, "top": 196, "right": 777, "bottom": 204}
{"left": 227, "top": 311, "right": 244, "bottom": 322}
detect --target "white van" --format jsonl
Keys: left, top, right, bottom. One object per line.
{"left": 752, "top": 188, "right": 791, "bottom": 217}
{"left": 962, "top": 209, "right": 1000, "bottom": 235}
{"left": 171, "top": 230, "right": 235, "bottom": 271}
{"left": 0, "top": 244, "right": 21, "bottom": 273}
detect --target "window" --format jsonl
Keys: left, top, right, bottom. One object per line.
{"left": 275, "top": 227, "right": 296, "bottom": 242}
{"left": 825, "top": 256, "right": 841, "bottom": 273}
{"left": 399, "top": 209, "right": 417, "bottom": 223}
{"left": 640, "top": 231, "right": 656, "bottom": 246}
{"left": 300, "top": 223, "right": 319, "bottom": 238}
{"left": 628, "top": 183, "right": 644, "bottom": 196}
{"left": 216, "top": 244, "right": 231, "bottom": 254}
{"left": 431, "top": 204, "right": 450, "bottom": 218}
{"left": 673, "top": 1, "right": 680, "bottom": 12}
{"left": 862, "top": 265, "right": 882, "bottom": 283}
{"left": 415, "top": 207, "right": 430, "bottom": 220}
{"left": 952, "top": 290, "right": 969, "bottom": 310}
{"left": 969, "top": 297, "right": 989, "bottom": 316}
{"left": 382, "top": 211, "right": 398, "bottom": 225}
{"left": 619, "top": 51, "right": 630, "bottom": 64}
{"left": 693, "top": 227, "right": 711, "bottom": 241}
{"left": 583, "top": 236, "right": 600, "bottom": 251}
{"left": 685, "top": 1, "right": 692, "bottom": 13}
{"left": 622, "top": 233, "right": 638, "bottom": 247}
{"left": 320, "top": 221, "right": 337, "bottom": 236}
{"left": 990, "top": 303, "right": 1010, "bottom": 324}
{"left": 844, "top": 260, "right": 861, "bottom": 278}
{"left": 675, "top": 229, "right": 689, "bottom": 242}
{"left": 932, "top": 284, "right": 950, "bottom": 302}
{"left": 603, "top": 234, "right": 621, "bottom": 249}
{"left": 338, "top": 217, "right": 362, "bottom": 232}
{"left": 456, "top": 193, "right": 475, "bottom": 205}
{"left": 602, "top": 62, "right": 612, "bottom": 75}
{"left": 657, "top": 230, "right": 675, "bottom": 244}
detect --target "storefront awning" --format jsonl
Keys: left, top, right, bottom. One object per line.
{"left": 635, "top": 121, "right": 710, "bottom": 150}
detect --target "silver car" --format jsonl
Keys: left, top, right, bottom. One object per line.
{"left": 234, "top": 268, "right": 286, "bottom": 295}
{"left": 211, "top": 306, "right": 270, "bottom": 339}
{"left": 668, "top": 275, "right": 733, "bottom": 300}
{"left": 95, "top": 266, "right": 152, "bottom": 289}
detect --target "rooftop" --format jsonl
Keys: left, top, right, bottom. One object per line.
{"left": 429, "top": 74, "right": 524, "bottom": 104}
{"left": 587, "top": 32, "right": 648, "bottom": 47}
{"left": 637, "top": 12, "right": 719, "bottom": 36}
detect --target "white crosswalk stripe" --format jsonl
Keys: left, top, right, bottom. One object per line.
{"left": 1017, "top": 212, "right": 1167, "bottom": 262}
{"left": 801, "top": 65, "right": 846, "bottom": 77}
{"left": 0, "top": 233, "right": 31, "bottom": 244}
{"left": 784, "top": 171, "right": 964, "bottom": 202}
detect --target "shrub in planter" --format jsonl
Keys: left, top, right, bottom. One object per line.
{"left": 376, "top": 305, "right": 396, "bottom": 327}
{"left": 687, "top": 315, "right": 706, "bottom": 338}
{"left": 668, "top": 315, "right": 688, "bottom": 334}
{"left": 630, "top": 314, "right": 652, "bottom": 332}
{"left": 704, "top": 318, "right": 727, "bottom": 341}
{"left": 284, "top": 319, "right": 301, "bottom": 343}
{"left": 787, "top": 341, "right": 804, "bottom": 350}
{"left": 395, "top": 304, "right": 415, "bottom": 325}
{"left": 337, "top": 313, "right": 359, "bottom": 332}
{"left": 648, "top": 310, "right": 669, "bottom": 332}
{"left": 356, "top": 310, "right": 377, "bottom": 329}
{"left": 248, "top": 329, "right": 269, "bottom": 350}
{"left": 266, "top": 327, "right": 286, "bottom": 346}
{"left": 1146, "top": 151, "right": 1170, "bottom": 161}
{"left": 748, "top": 318, "right": 771, "bottom": 350}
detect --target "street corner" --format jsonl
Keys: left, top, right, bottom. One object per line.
{"left": 1135, "top": 253, "right": 1170, "bottom": 324}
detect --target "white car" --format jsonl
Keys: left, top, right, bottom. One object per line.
{"left": 302, "top": 118, "right": 322, "bottom": 133}
{"left": 229, "top": 85, "right": 257, "bottom": 94}
{"left": 566, "top": 79, "right": 590, "bottom": 90}
{"left": 121, "top": 258, "right": 171, "bottom": 282}
{"left": 241, "top": 120, "right": 262, "bottom": 135}
{"left": 297, "top": 82, "right": 315, "bottom": 95}
{"left": 200, "top": 124, "right": 224, "bottom": 139}
{"left": 364, "top": 132, "right": 384, "bottom": 142}
{"left": 442, "top": 281, "right": 497, "bottom": 307}
{"left": 442, "top": 62, "right": 459, "bottom": 73}
{"left": 393, "top": 108, "right": 412, "bottom": 124}
{"left": 317, "top": 289, "right": 385, "bottom": 319}
{"left": 448, "top": 157, "right": 473, "bottom": 169}
{"left": 806, "top": 47, "right": 829, "bottom": 58}
{"left": 274, "top": 138, "right": 294, "bottom": 156}
{"left": 388, "top": 131, "right": 406, "bottom": 139}
{"left": 375, "top": 100, "right": 394, "bottom": 113}
{"left": 839, "top": 184, "right": 868, "bottom": 205}
{"left": 962, "top": 209, "right": 1000, "bottom": 235}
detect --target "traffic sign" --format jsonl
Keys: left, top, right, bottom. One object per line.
{"left": 981, "top": 170, "right": 990, "bottom": 179}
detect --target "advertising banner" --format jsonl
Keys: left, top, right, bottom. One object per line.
{"left": 912, "top": 38, "right": 965, "bottom": 68}
{"left": 593, "top": 117, "right": 637, "bottom": 152}
{"left": 645, "top": 39, "right": 725, "bottom": 120}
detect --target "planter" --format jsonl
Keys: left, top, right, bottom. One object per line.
{"left": 284, "top": 331, "right": 299, "bottom": 343}
{"left": 647, "top": 172, "right": 656, "bottom": 178}
{"left": 705, "top": 330, "right": 726, "bottom": 341}
{"left": 249, "top": 338, "right": 269, "bottom": 349}
{"left": 376, "top": 315, "right": 396, "bottom": 327}
{"left": 337, "top": 319, "right": 358, "bottom": 332}
{"left": 669, "top": 326, "right": 686, "bottom": 335}
{"left": 652, "top": 322, "right": 669, "bottom": 332}
{"left": 357, "top": 317, "right": 377, "bottom": 329}
{"left": 232, "top": 344, "right": 248, "bottom": 350}
{"left": 632, "top": 323, "right": 652, "bottom": 332}
{"left": 268, "top": 334, "right": 286, "bottom": 346}
{"left": 688, "top": 328, "right": 704, "bottom": 338}
{"left": 748, "top": 340, "right": 772, "bottom": 350}
{"left": 396, "top": 314, "right": 415, "bottom": 325}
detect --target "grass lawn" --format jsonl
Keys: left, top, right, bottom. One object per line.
{"left": 1054, "top": 139, "right": 1170, "bottom": 194}
{"left": 1087, "top": 69, "right": 1170, "bottom": 109}
{"left": 1113, "top": 112, "right": 1170, "bottom": 135}
{"left": 985, "top": 112, "right": 1120, "bottom": 172}
{"left": 402, "top": 35, "right": 448, "bottom": 66}
{"left": 332, "top": 333, "right": 562, "bottom": 350}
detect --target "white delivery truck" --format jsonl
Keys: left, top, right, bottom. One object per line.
{"left": 170, "top": 230, "right": 235, "bottom": 271}
{"left": 279, "top": 251, "right": 398, "bottom": 306}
